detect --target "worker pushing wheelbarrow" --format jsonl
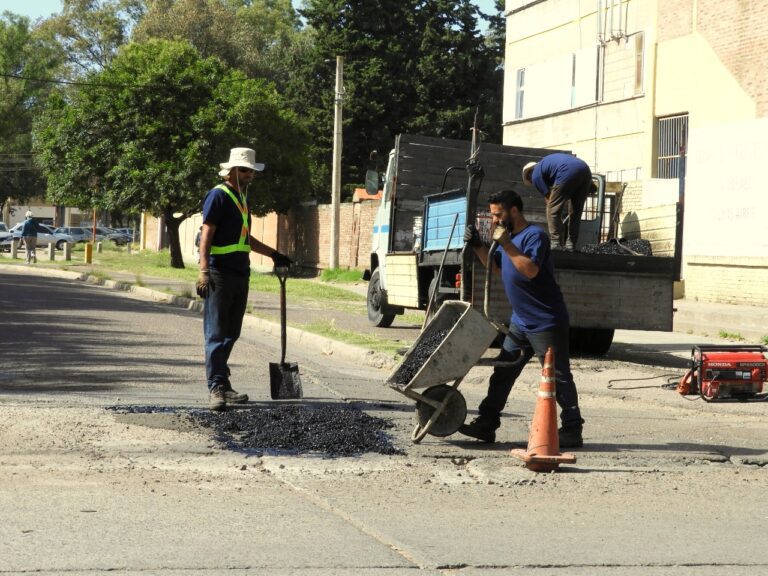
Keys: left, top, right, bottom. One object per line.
{"left": 385, "top": 139, "right": 512, "bottom": 444}
{"left": 387, "top": 150, "right": 586, "bottom": 447}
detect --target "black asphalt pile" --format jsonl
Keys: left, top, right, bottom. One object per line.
{"left": 191, "top": 405, "right": 402, "bottom": 457}
{"left": 392, "top": 328, "right": 449, "bottom": 384}
{"left": 580, "top": 238, "right": 653, "bottom": 256}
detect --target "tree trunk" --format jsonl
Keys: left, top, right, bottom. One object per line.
{"left": 164, "top": 211, "right": 185, "bottom": 269}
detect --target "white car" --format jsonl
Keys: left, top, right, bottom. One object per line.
{"left": 0, "top": 222, "right": 11, "bottom": 244}
{"left": 5, "top": 222, "right": 75, "bottom": 251}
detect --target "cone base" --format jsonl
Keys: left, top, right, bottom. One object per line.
{"left": 510, "top": 448, "right": 577, "bottom": 472}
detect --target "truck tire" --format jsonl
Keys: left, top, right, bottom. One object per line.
{"left": 367, "top": 269, "right": 396, "bottom": 328}
{"left": 570, "top": 327, "right": 615, "bottom": 356}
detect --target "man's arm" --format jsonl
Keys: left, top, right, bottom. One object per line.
{"left": 199, "top": 223, "right": 216, "bottom": 270}
{"left": 492, "top": 227, "right": 540, "bottom": 279}
{"left": 498, "top": 242, "right": 540, "bottom": 279}
{"left": 248, "top": 235, "right": 277, "bottom": 257}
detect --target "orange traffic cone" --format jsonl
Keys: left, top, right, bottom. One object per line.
{"left": 510, "top": 347, "right": 576, "bottom": 472}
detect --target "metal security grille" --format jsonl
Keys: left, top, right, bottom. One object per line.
{"left": 656, "top": 114, "right": 688, "bottom": 178}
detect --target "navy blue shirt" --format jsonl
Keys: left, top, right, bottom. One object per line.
{"left": 531, "top": 153, "right": 591, "bottom": 197}
{"left": 21, "top": 218, "right": 39, "bottom": 237}
{"left": 202, "top": 184, "right": 251, "bottom": 276}
{"left": 493, "top": 224, "right": 569, "bottom": 332}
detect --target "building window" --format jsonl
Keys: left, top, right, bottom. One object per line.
{"left": 656, "top": 114, "right": 688, "bottom": 178}
{"left": 634, "top": 32, "right": 645, "bottom": 95}
{"left": 515, "top": 68, "right": 525, "bottom": 119}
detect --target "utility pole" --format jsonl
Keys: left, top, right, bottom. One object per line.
{"left": 330, "top": 55, "right": 344, "bottom": 270}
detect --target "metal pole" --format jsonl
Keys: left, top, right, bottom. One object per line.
{"left": 330, "top": 55, "right": 344, "bottom": 269}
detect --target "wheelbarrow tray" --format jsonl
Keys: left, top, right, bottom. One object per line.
{"left": 387, "top": 301, "right": 499, "bottom": 392}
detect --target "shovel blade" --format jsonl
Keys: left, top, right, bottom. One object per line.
{"left": 269, "top": 362, "right": 303, "bottom": 400}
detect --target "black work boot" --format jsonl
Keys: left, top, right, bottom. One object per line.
{"left": 558, "top": 425, "right": 583, "bottom": 449}
{"left": 458, "top": 417, "right": 497, "bottom": 443}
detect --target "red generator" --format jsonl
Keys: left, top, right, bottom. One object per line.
{"left": 678, "top": 345, "right": 768, "bottom": 402}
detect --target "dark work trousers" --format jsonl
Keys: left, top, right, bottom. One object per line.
{"left": 478, "top": 322, "right": 584, "bottom": 429}
{"left": 204, "top": 269, "right": 249, "bottom": 392}
{"left": 546, "top": 172, "right": 592, "bottom": 248}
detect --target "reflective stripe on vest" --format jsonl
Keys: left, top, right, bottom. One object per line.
{"left": 210, "top": 184, "right": 250, "bottom": 255}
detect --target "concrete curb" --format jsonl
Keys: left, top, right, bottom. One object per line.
{"left": 0, "top": 263, "right": 397, "bottom": 371}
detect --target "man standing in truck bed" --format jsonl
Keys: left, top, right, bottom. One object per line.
{"left": 522, "top": 153, "right": 592, "bottom": 251}
{"left": 461, "top": 189, "right": 584, "bottom": 448}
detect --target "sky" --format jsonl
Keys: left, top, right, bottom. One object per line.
{"left": 4, "top": 0, "right": 499, "bottom": 26}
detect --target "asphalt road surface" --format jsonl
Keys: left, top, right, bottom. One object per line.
{"left": 1, "top": 268, "right": 767, "bottom": 575}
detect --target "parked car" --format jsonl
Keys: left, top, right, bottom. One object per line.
{"left": 5, "top": 222, "right": 75, "bottom": 251}
{"left": 0, "top": 222, "right": 11, "bottom": 243}
{"left": 54, "top": 226, "right": 91, "bottom": 243}
{"left": 95, "top": 226, "right": 131, "bottom": 246}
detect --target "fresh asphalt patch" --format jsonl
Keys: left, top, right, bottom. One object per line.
{"left": 109, "top": 404, "right": 403, "bottom": 457}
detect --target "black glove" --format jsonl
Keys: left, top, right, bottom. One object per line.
{"left": 270, "top": 251, "right": 292, "bottom": 267}
{"left": 196, "top": 270, "right": 213, "bottom": 299}
{"left": 463, "top": 225, "right": 482, "bottom": 247}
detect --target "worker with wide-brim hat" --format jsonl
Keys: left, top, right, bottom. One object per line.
{"left": 196, "top": 147, "right": 293, "bottom": 411}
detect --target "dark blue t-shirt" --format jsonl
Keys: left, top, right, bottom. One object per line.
{"left": 202, "top": 184, "right": 251, "bottom": 276}
{"left": 21, "top": 219, "right": 39, "bottom": 237}
{"left": 494, "top": 224, "right": 569, "bottom": 332}
{"left": 531, "top": 153, "right": 591, "bottom": 197}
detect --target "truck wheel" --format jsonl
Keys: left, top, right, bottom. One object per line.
{"left": 367, "top": 269, "right": 396, "bottom": 328}
{"left": 570, "top": 327, "right": 615, "bottom": 356}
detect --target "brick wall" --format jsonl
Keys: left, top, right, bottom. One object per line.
{"left": 288, "top": 200, "right": 380, "bottom": 270}
{"left": 685, "top": 256, "right": 768, "bottom": 305}
{"left": 659, "top": 0, "right": 768, "bottom": 117}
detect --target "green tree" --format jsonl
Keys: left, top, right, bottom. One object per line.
{"left": 296, "top": 0, "right": 499, "bottom": 199}
{"left": 0, "top": 13, "right": 64, "bottom": 215}
{"left": 35, "top": 0, "right": 143, "bottom": 75}
{"left": 33, "top": 39, "right": 310, "bottom": 268}
{"left": 133, "top": 0, "right": 305, "bottom": 89}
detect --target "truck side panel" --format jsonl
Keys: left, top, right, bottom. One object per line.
{"left": 471, "top": 258, "right": 674, "bottom": 331}
{"left": 384, "top": 253, "right": 420, "bottom": 308}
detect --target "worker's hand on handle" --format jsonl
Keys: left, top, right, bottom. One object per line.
{"left": 463, "top": 225, "right": 482, "bottom": 247}
{"left": 270, "top": 251, "right": 292, "bottom": 268}
{"left": 196, "top": 269, "right": 213, "bottom": 299}
{"left": 491, "top": 224, "right": 511, "bottom": 248}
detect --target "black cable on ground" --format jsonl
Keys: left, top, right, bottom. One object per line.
{"left": 607, "top": 373, "right": 684, "bottom": 391}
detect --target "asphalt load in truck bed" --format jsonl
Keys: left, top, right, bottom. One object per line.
{"left": 580, "top": 238, "right": 653, "bottom": 256}
{"left": 191, "top": 405, "right": 402, "bottom": 457}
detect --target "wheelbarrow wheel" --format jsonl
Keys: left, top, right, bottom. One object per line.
{"left": 412, "top": 384, "right": 467, "bottom": 442}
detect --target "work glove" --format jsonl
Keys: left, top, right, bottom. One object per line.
{"left": 270, "top": 251, "right": 293, "bottom": 268}
{"left": 463, "top": 225, "right": 482, "bottom": 247}
{"left": 196, "top": 270, "right": 213, "bottom": 299}
{"left": 492, "top": 225, "right": 511, "bottom": 247}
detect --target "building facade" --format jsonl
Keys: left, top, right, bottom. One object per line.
{"left": 502, "top": 0, "right": 768, "bottom": 305}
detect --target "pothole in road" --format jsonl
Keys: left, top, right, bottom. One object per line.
{"left": 107, "top": 404, "right": 403, "bottom": 457}
{"left": 193, "top": 405, "right": 404, "bottom": 457}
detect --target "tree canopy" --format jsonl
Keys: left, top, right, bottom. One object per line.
{"left": 33, "top": 39, "right": 310, "bottom": 267}
{"left": 0, "top": 13, "right": 64, "bottom": 215}
{"left": 294, "top": 0, "right": 503, "bottom": 198}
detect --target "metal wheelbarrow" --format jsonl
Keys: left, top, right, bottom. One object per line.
{"left": 386, "top": 237, "right": 510, "bottom": 443}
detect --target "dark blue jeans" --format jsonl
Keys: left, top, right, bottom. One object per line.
{"left": 478, "top": 322, "right": 583, "bottom": 429}
{"left": 204, "top": 269, "right": 249, "bottom": 391}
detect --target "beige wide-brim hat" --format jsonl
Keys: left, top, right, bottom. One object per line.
{"left": 521, "top": 161, "right": 537, "bottom": 186}
{"left": 218, "top": 147, "right": 265, "bottom": 177}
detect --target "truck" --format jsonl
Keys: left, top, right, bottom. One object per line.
{"left": 363, "top": 134, "right": 679, "bottom": 355}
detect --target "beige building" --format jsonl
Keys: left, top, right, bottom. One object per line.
{"left": 502, "top": 0, "right": 768, "bottom": 306}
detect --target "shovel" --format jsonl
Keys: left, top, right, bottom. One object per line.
{"left": 269, "top": 265, "right": 303, "bottom": 400}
